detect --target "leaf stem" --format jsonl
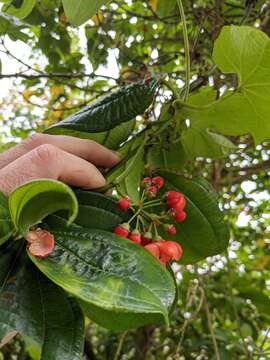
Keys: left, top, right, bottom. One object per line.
{"left": 176, "top": 0, "right": 190, "bottom": 101}
{"left": 114, "top": 331, "right": 127, "bottom": 360}
{"left": 143, "top": 202, "right": 163, "bottom": 209}
{"left": 127, "top": 209, "right": 141, "bottom": 224}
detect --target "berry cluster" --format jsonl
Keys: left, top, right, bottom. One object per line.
{"left": 114, "top": 176, "right": 187, "bottom": 265}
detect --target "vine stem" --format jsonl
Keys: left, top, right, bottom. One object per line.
{"left": 113, "top": 331, "right": 127, "bottom": 360}
{"left": 176, "top": 0, "right": 190, "bottom": 101}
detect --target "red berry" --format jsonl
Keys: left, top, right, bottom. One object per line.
{"left": 159, "top": 252, "right": 171, "bottom": 265}
{"left": 170, "top": 196, "right": 186, "bottom": 212}
{"left": 152, "top": 176, "right": 165, "bottom": 189}
{"left": 114, "top": 225, "right": 129, "bottom": 238}
{"left": 141, "top": 232, "right": 152, "bottom": 246}
{"left": 144, "top": 243, "right": 160, "bottom": 259}
{"left": 26, "top": 229, "right": 55, "bottom": 258}
{"left": 157, "top": 241, "right": 183, "bottom": 261}
{"left": 128, "top": 230, "right": 142, "bottom": 244}
{"left": 166, "top": 225, "right": 177, "bottom": 236}
{"left": 148, "top": 186, "right": 158, "bottom": 197}
{"left": 142, "top": 177, "right": 152, "bottom": 188}
{"left": 142, "top": 177, "right": 152, "bottom": 184}
{"left": 174, "top": 211, "right": 186, "bottom": 223}
{"left": 118, "top": 197, "right": 131, "bottom": 211}
{"left": 166, "top": 191, "right": 184, "bottom": 207}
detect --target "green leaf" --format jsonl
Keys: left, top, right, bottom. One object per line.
{"left": 156, "top": 0, "right": 176, "bottom": 17}
{"left": 147, "top": 141, "right": 187, "bottom": 170}
{"left": 46, "top": 119, "right": 135, "bottom": 151}
{"left": 181, "top": 128, "right": 236, "bottom": 159}
{"left": 29, "top": 226, "right": 176, "bottom": 330}
{"left": 81, "top": 300, "right": 165, "bottom": 332}
{"left": 71, "top": 190, "right": 131, "bottom": 230}
{"left": 180, "top": 26, "right": 270, "bottom": 144}
{"left": 45, "top": 78, "right": 159, "bottom": 134}
{"left": 0, "top": 192, "right": 14, "bottom": 246}
{"left": 3, "top": 0, "right": 36, "bottom": 19}
{"left": 0, "top": 12, "right": 29, "bottom": 42}
{"left": 116, "top": 136, "right": 145, "bottom": 204}
{"left": 62, "top": 0, "right": 111, "bottom": 26}
{"left": 9, "top": 179, "right": 78, "bottom": 236}
{"left": 159, "top": 171, "right": 230, "bottom": 264}
{"left": 0, "top": 247, "right": 84, "bottom": 360}
{"left": 106, "top": 133, "right": 146, "bottom": 188}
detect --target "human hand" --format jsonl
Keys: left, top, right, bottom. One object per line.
{"left": 0, "top": 133, "right": 120, "bottom": 195}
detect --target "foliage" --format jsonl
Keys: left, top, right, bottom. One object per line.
{"left": 0, "top": 0, "right": 270, "bottom": 359}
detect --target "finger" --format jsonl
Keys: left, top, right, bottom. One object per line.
{"left": 0, "top": 133, "right": 120, "bottom": 170}
{"left": 0, "top": 144, "right": 106, "bottom": 196}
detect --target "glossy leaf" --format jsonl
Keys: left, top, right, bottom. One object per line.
{"left": 72, "top": 190, "right": 131, "bottom": 230}
{"left": 159, "top": 171, "right": 229, "bottom": 264}
{"left": 62, "top": 0, "right": 111, "bottom": 26}
{"left": 0, "top": 192, "right": 14, "bottom": 246}
{"left": 81, "top": 301, "right": 166, "bottom": 332}
{"left": 0, "top": 248, "right": 84, "bottom": 360}
{"left": 44, "top": 120, "right": 135, "bottom": 151}
{"left": 181, "top": 26, "right": 270, "bottom": 144}
{"left": 9, "top": 179, "right": 78, "bottom": 236}
{"left": 46, "top": 78, "right": 159, "bottom": 134}
{"left": 29, "top": 226, "right": 176, "bottom": 330}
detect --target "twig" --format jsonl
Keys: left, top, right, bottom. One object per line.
{"left": 113, "top": 331, "right": 127, "bottom": 360}
{"left": 176, "top": 0, "right": 191, "bottom": 101}
{"left": 173, "top": 282, "right": 204, "bottom": 356}
{"left": 201, "top": 286, "right": 221, "bottom": 360}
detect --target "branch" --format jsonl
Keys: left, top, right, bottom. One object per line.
{"left": 0, "top": 72, "right": 117, "bottom": 81}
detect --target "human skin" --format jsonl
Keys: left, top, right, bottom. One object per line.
{"left": 0, "top": 133, "right": 120, "bottom": 195}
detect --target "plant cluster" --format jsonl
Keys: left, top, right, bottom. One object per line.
{"left": 1, "top": 0, "right": 270, "bottom": 359}
{"left": 114, "top": 176, "right": 186, "bottom": 265}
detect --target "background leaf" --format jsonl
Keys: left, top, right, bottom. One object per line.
{"left": 181, "top": 26, "right": 270, "bottom": 144}
{"left": 9, "top": 179, "right": 78, "bottom": 235}
{"left": 62, "top": 0, "right": 111, "bottom": 26}
{"left": 2, "top": 0, "right": 36, "bottom": 19}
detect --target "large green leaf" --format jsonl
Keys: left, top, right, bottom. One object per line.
{"left": 0, "top": 247, "right": 84, "bottom": 360}
{"left": 158, "top": 171, "right": 229, "bottom": 264}
{"left": 2, "top": 0, "right": 36, "bottom": 19}
{"left": 9, "top": 179, "right": 78, "bottom": 236}
{"left": 29, "top": 225, "right": 176, "bottom": 330}
{"left": 46, "top": 78, "right": 159, "bottom": 134}
{"left": 178, "top": 26, "right": 270, "bottom": 144}
{"left": 179, "top": 87, "right": 236, "bottom": 159}
{"left": 0, "top": 192, "right": 14, "bottom": 246}
{"left": 62, "top": 0, "right": 111, "bottom": 26}
{"left": 44, "top": 120, "right": 135, "bottom": 151}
